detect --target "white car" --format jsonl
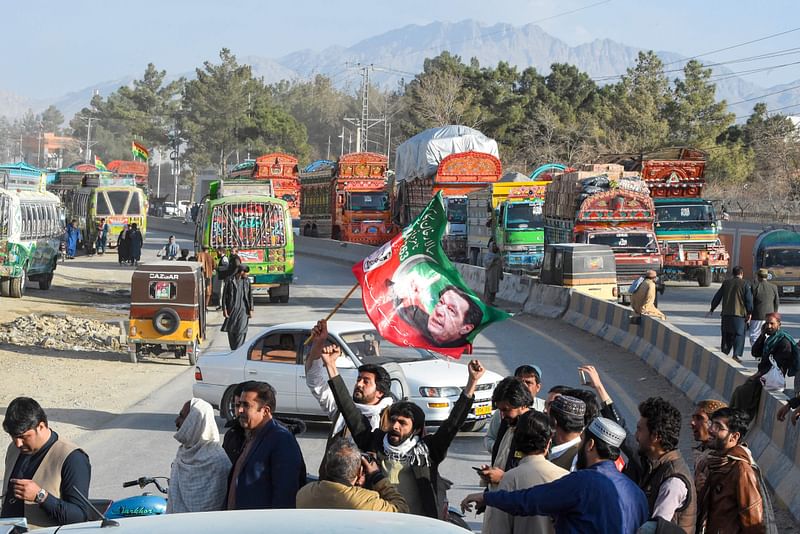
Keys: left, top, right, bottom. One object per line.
{"left": 193, "top": 321, "right": 502, "bottom": 429}
{"left": 36, "top": 509, "right": 467, "bottom": 533}
{"left": 162, "top": 202, "right": 179, "bottom": 217}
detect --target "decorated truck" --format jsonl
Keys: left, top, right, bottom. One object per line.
{"left": 604, "top": 148, "right": 729, "bottom": 286}
{"left": 753, "top": 229, "right": 800, "bottom": 300}
{"left": 299, "top": 153, "right": 396, "bottom": 246}
{"left": 466, "top": 172, "right": 550, "bottom": 273}
{"left": 107, "top": 160, "right": 150, "bottom": 193}
{"left": 544, "top": 164, "right": 662, "bottom": 299}
{"left": 393, "top": 125, "right": 503, "bottom": 262}
{"left": 229, "top": 153, "right": 301, "bottom": 220}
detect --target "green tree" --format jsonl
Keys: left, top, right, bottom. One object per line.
{"left": 665, "top": 60, "right": 734, "bottom": 146}
{"left": 40, "top": 105, "right": 65, "bottom": 134}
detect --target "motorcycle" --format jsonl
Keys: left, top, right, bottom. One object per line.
{"left": 91, "top": 476, "right": 169, "bottom": 520}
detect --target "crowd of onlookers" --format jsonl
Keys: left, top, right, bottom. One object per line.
{"left": 7, "top": 315, "right": 799, "bottom": 532}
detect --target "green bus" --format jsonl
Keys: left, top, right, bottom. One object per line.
{"left": 194, "top": 189, "right": 294, "bottom": 304}
{"left": 0, "top": 164, "right": 63, "bottom": 297}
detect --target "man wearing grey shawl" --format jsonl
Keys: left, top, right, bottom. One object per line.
{"left": 167, "top": 398, "right": 231, "bottom": 513}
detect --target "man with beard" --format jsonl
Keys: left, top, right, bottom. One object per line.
{"left": 696, "top": 408, "right": 772, "bottom": 533}
{"left": 688, "top": 399, "right": 727, "bottom": 498}
{"left": 546, "top": 395, "right": 586, "bottom": 471}
{"left": 221, "top": 265, "right": 253, "bottom": 350}
{"left": 462, "top": 417, "right": 649, "bottom": 534}
{"left": 633, "top": 397, "right": 696, "bottom": 533}
{"left": 477, "top": 377, "right": 533, "bottom": 488}
{"left": 323, "top": 349, "right": 485, "bottom": 518}
{"left": 306, "top": 320, "right": 394, "bottom": 476}
{"left": 226, "top": 381, "right": 305, "bottom": 510}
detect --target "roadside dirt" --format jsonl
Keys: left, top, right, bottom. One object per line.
{"left": 0, "top": 251, "right": 189, "bottom": 443}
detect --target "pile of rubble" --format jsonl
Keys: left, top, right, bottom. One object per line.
{"left": 0, "top": 314, "right": 125, "bottom": 352}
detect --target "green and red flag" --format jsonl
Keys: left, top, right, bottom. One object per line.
{"left": 94, "top": 155, "right": 107, "bottom": 171}
{"left": 132, "top": 141, "right": 149, "bottom": 162}
{"left": 352, "top": 192, "right": 510, "bottom": 358}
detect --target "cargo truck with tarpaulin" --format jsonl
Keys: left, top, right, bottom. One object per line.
{"left": 0, "top": 163, "right": 63, "bottom": 297}
{"left": 753, "top": 229, "right": 800, "bottom": 300}
{"left": 467, "top": 172, "right": 550, "bottom": 273}
{"left": 195, "top": 173, "right": 294, "bottom": 304}
{"left": 393, "top": 125, "right": 502, "bottom": 262}
{"left": 299, "top": 153, "right": 396, "bottom": 246}
{"left": 603, "top": 148, "right": 729, "bottom": 286}
{"left": 544, "top": 164, "right": 662, "bottom": 300}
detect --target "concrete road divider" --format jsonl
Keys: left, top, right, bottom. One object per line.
{"left": 523, "top": 283, "right": 571, "bottom": 319}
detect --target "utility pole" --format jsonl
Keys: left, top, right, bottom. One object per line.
{"left": 326, "top": 136, "right": 331, "bottom": 160}
{"left": 343, "top": 63, "right": 384, "bottom": 154}
{"left": 78, "top": 115, "right": 99, "bottom": 163}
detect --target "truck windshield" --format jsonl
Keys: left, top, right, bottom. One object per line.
{"left": 347, "top": 192, "right": 388, "bottom": 211}
{"left": 588, "top": 233, "right": 658, "bottom": 252}
{"left": 656, "top": 204, "right": 715, "bottom": 230}
{"left": 505, "top": 203, "right": 543, "bottom": 230}
{"left": 764, "top": 248, "right": 800, "bottom": 268}
{"left": 210, "top": 202, "right": 286, "bottom": 248}
{"left": 446, "top": 198, "right": 467, "bottom": 224}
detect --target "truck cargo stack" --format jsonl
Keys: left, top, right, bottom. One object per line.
{"left": 299, "top": 153, "right": 395, "bottom": 246}
{"left": 605, "top": 148, "right": 729, "bottom": 287}
{"left": 107, "top": 160, "right": 149, "bottom": 194}
{"left": 544, "top": 163, "right": 662, "bottom": 300}
{"left": 393, "top": 125, "right": 503, "bottom": 262}
{"left": 467, "top": 172, "right": 550, "bottom": 273}
{"left": 228, "top": 153, "right": 300, "bottom": 219}
{"left": 753, "top": 229, "right": 800, "bottom": 300}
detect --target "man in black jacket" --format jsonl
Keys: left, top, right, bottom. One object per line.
{"left": 707, "top": 266, "right": 753, "bottom": 361}
{"left": 322, "top": 348, "right": 485, "bottom": 519}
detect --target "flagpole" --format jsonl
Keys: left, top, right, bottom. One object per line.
{"left": 302, "top": 282, "right": 360, "bottom": 345}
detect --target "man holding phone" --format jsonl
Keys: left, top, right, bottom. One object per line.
{"left": 297, "top": 437, "right": 408, "bottom": 512}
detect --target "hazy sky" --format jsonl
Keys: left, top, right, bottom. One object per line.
{"left": 3, "top": 0, "right": 798, "bottom": 99}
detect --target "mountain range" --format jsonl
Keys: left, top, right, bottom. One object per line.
{"left": 2, "top": 20, "right": 798, "bottom": 123}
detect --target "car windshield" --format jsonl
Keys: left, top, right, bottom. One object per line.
{"left": 588, "top": 232, "right": 658, "bottom": 252}
{"left": 446, "top": 198, "right": 467, "bottom": 224}
{"left": 339, "top": 330, "right": 438, "bottom": 365}
{"left": 347, "top": 192, "right": 388, "bottom": 211}
{"left": 656, "top": 204, "right": 715, "bottom": 230}
{"left": 505, "top": 202, "right": 543, "bottom": 230}
{"left": 764, "top": 248, "right": 800, "bottom": 267}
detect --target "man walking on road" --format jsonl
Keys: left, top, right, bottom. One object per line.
{"left": 222, "top": 265, "right": 253, "bottom": 350}
{"left": 483, "top": 241, "right": 504, "bottom": 306}
{"left": 462, "top": 417, "right": 649, "bottom": 534}
{"left": 1, "top": 397, "right": 92, "bottom": 528}
{"left": 64, "top": 219, "right": 81, "bottom": 259}
{"left": 696, "top": 407, "right": 774, "bottom": 533}
{"left": 750, "top": 268, "right": 780, "bottom": 346}
{"left": 128, "top": 223, "right": 144, "bottom": 266}
{"left": 707, "top": 266, "right": 753, "bottom": 361}
{"left": 226, "top": 381, "right": 305, "bottom": 510}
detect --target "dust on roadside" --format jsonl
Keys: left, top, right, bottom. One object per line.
{"left": 0, "top": 253, "right": 188, "bottom": 443}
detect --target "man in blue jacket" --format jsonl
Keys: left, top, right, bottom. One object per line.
{"left": 226, "top": 381, "right": 305, "bottom": 510}
{"left": 462, "top": 417, "right": 648, "bottom": 534}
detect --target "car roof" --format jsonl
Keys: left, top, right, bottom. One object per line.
{"left": 37, "top": 509, "right": 465, "bottom": 533}
{"left": 266, "top": 320, "right": 376, "bottom": 335}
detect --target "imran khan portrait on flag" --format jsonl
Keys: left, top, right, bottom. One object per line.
{"left": 353, "top": 192, "right": 509, "bottom": 358}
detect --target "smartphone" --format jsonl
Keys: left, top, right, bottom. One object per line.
{"left": 472, "top": 466, "right": 485, "bottom": 472}
{"left": 579, "top": 370, "right": 589, "bottom": 386}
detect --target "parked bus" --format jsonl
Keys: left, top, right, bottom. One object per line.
{"left": 50, "top": 170, "right": 147, "bottom": 253}
{"left": 195, "top": 188, "right": 294, "bottom": 304}
{"left": 0, "top": 164, "right": 63, "bottom": 298}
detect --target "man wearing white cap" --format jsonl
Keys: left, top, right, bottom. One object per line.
{"left": 462, "top": 417, "right": 649, "bottom": 534}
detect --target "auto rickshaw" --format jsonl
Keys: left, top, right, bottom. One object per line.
{"left": 128, "top": 262, "right": 206, "bottom": 364}
{"left": 540, "top": 243, "right": 618, "bottom": 301}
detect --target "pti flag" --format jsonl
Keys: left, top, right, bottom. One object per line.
{"left": 352, "top": 192, "right": 510, "bottom": 358}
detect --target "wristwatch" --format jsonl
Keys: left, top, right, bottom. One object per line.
{"left": 34, "top": 488, "right": 48, "bottom": 504}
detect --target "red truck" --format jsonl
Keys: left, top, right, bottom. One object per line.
{"left": 544, "top": 164, "right": 662, "bottom": 300}
{"left": 299, "top": 152, "right": 396, "bottom": 246}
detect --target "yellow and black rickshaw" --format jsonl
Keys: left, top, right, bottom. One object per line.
{"left": 540, "top": 243, "right": 618, "bottom": 301}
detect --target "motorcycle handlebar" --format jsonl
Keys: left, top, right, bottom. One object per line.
{"left": 122, "top": 480, "right": 139, "bottom": 488}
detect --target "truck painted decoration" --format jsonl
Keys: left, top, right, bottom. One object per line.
{"left": 753, "top": 229, "right": 800, "bottom": 299}
{"left": 229, "top": 154, "right": 301, "bottom": 220}
{"left": 544, "top": 164, "right": 661, "bottom": 298}
{"left": 195, "top": 194, "right": 294, "bottom": 303}
{"left": 603, "top": 147, "right": 728, "bottom": 287}
{"left": 0, "top": 164, "right": 62, "bottom": 298}
{"left": 299, "top": 153, "right": 396, "bottom": 246}
{"left": 467, "top": 172, "right": 551, "bottom": 273}
{"left": 107, "top": 160, "right": 149, "bottom": 192}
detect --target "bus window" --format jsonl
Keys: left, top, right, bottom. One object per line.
{"left": 106, "top": 191, "right": 130, "bottom": 215}
{"left": 0, "top": 195, "right": 9, "bottom": 238}
{"left": 127, "top": 191, "right": 142, "bottom": 215}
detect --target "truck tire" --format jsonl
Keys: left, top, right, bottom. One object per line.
{"left": 697, "top": 268, "right": 712, "bottom": 287}
{"left": 39, "top": 273, "right": 54, "bottom": 290}
{"left": 0, "top": 278, "right": 9, "bottom": 297}
{"left": 9, "top": 271, "right": 25, "bottom": 298}
{"left": 152, "top": 308, "right": 180, "bottom": 335}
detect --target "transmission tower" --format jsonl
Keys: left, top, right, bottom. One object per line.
{"left": 344, "top": 63, "right": 384, "bottom": 153}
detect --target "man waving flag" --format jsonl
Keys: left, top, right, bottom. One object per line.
{"left": 352, "top": 192, "right": 509, "bottom": 358}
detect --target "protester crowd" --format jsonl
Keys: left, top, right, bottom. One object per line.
{"left": 7, "top": 312, "right": 797, "bottom": 532}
